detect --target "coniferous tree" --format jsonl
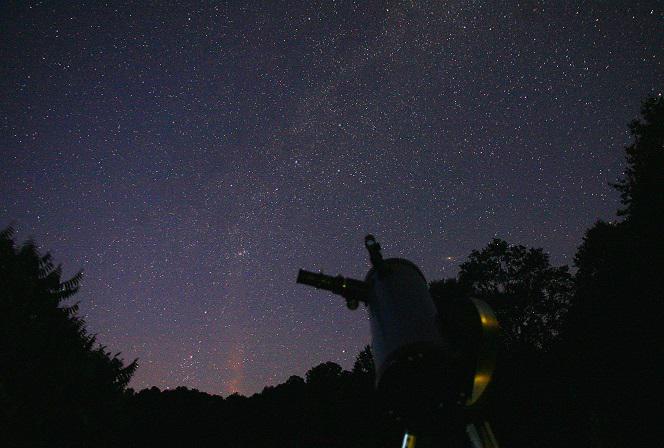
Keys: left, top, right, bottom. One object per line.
{"left": 0, "top": 227, "right": 137, "bottom": 448}
{"left": 613, "top": 96, "right": 664, "bottom": 226}
{"left": 567, "top": 96, "right": 663, "bottom": 447}
{"left": 352, "top": 345, "right": 375, "bottom": 383}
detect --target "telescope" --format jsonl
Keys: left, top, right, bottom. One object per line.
{"left": 297, "top": 235, "right": 500, "bottom": 448}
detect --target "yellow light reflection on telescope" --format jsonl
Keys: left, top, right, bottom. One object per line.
{"left": 473, "top": 373, "right": 490, "bottom": 388}
{"left": 467, "top": 299, "right": 500, "bottom": 407}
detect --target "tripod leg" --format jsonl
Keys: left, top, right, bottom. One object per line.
{"left": 466, "top": 420, "right": 499, "bottom": 448}
{"left": 401, "top": 432, "right": 417, "bottom": 448}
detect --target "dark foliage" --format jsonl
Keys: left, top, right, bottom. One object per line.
{"left": 431, "top": 239, "right": 573, "bottom": 352}
{"left": 0, "top": 227, "right": 137, "bottom": 448}
{"left": 613, "top": 96, "right": 664, "bottom": 224}
{"left": 428, "top": 97, "right": 662, "bottom": 447}
{"left": 123, "top": 355, "right": 400, "bottom": 448}
{"left": 562, "top": 96, "right": 664, "bottom": 447}
{"left": 430, "top": 240, "right": 575, "bottom": 448}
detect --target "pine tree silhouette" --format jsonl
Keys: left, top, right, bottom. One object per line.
{"left": 0, "top": 226, "right": 137, "bottom": 448}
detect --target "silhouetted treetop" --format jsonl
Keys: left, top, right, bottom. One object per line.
{"left": 0, "top": 226, "right": 137, "bottom": 447}
{"left": 352, "top": 345, "right": 375, "bottom": 382}
{"left": 564, "top": 96, "right": 664, "bottom": 447}
{"left": 613, "top": 96, "right": 664, "bottom": 225}
{"left": 431, "top": 239, "right": 573, "bottom": 351}
{"left": 305, "top": 361, "right": 343, "bottom": 386}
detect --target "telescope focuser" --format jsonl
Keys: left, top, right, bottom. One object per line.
{"left": 296, "top": 269, "right": 368, "bottom": 310}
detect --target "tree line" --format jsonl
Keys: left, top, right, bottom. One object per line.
{"left": 1, "top": 96, "right": 661, "bottom": 447}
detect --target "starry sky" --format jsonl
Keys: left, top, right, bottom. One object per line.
{"left": 1, "top": 1, "right": 662, "bottom": 396}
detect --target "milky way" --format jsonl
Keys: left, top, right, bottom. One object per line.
{"left": 1, "top": 1, "right": 662, "bottom": 395}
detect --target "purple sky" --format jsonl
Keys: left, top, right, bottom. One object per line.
{"left": 2, "top": 1, "right": 662, "bottom": 395}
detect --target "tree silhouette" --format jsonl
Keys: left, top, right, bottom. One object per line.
{"left": 566, "top": 96, "right": 663, "bottom": 447}
{"left": 351, "top": 345, "right": 375, "bottom": 382}
{"left": 305, "top": 361, "right": 344, "bottom": 387}
{"left": 428, "top": 241, "right": 575, "bottom": 447}
{"left": 613, "top": 96, "right": 664, "bottom": 225}
{"left": 432, "top": 238, "right": 573, "bottom": 352}
{"left": 0, "top": 227, "right": 137, "bottom": 448}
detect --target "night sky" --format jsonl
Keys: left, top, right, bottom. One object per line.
{"left": 1, "top": 1, "right": 662, "bottom": 396}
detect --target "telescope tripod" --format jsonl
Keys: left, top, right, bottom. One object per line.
{"left": 400, "top": 418, "right": 499, "bottom": 448}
